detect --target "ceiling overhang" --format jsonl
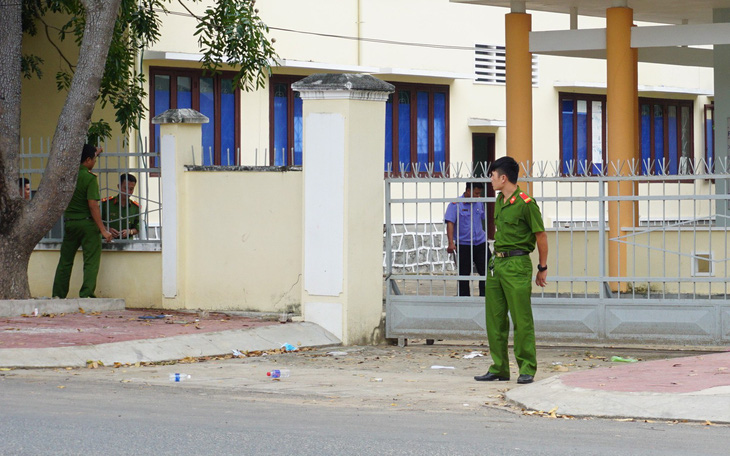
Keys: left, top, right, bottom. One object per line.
{"left": 450, "top": 1, "right": 730, "bottom": 25}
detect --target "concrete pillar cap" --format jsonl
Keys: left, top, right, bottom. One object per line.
{"left": 292, "top": 73, "right": 394, "bottom": 93}
{"left": 152, "top": 108, "right": 209, "bottom": 124}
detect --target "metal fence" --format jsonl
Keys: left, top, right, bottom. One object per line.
{"left": 384, "top": 159, "right": 730, "bottom": 345}
{"left": 18, "top": 138, "right": 161, "bottom": 248}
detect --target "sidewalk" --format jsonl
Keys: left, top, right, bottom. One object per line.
{"left": 1, "top": 301, "right": 729, "bottom": 423}
{"left": 0, "top": 301, "right": 340, "bottom": 368}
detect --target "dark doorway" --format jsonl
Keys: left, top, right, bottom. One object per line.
{"left": 472, "top": 133, "right": 496, "bottom": 239}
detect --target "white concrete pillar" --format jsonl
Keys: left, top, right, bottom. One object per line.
{"left": 293, "top": 74, "right": 394, "bottom": 345}
{"left": 151, "top": 108, "right": 208, "bottom": 306}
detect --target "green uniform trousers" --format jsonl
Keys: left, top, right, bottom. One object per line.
{"left": 52, "top": 219, "right": 101, "bottom": 298}
{"left": 484, "top": 255, "right": 537, "bottom": 378}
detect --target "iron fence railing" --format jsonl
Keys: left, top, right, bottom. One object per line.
{"left": 18, "top": 138, "right": 161, "bottom": 247}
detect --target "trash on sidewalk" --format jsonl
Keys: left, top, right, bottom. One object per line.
{"left": 369, "top": 377, "right": 383, "bottom": 382}
{"left": 463, "top": 351, "right": 484, "bottom": 359}
{"left": 267, "top": 369, "right": 290, "bottom": 379}
{"left": 327, "top": 351, "right": 349, "bottom": 356}
{"left": 281, "top": 343, "right": 298, "bottom": 352}
{"left": 232, "top": 349, "right": 245, "bottom": 358}
{"left": 138, "top": 315, "right": 166, "bottom": 320}
{"left": 169, "top": 373, "right": 191, "bottom": 382}
{"left": 430, "top": 365, "right": 455, "bottom": 369}
{"left": 610, "top": 356, "right": 638, "bottom": 363}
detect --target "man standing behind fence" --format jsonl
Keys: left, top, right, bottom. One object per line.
{"left": 52, "top": 145, "right": 114, "bottom": 298}
{"left": 102, "top": 174, "right": 140, "bottom": 239}
{"left": 445, "top": 182, "right": 489, "bottom": 296}
{"left": 475, "top": 156, "right": 548, "bottom": 385}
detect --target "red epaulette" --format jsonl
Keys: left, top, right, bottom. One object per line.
{"left": 519, "top": 192, "right": 532, "bottom": 204}
{"left": 101, "top": 196, "right": 113, "bottom": 203}
{"left": 131, "top": 199, "right": 140, "bottom": 207}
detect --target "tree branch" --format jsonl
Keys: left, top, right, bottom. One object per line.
{"left": 176, "top": 0, "right": 201, "bottom": 21}
{"left": 41, "top": 17, "right": 75, "bottom": 71}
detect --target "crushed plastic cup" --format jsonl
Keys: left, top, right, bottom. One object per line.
{"left": 463, "top": 351, "right": 484, "bottom": 359}
{"left": 610, "top": 356, "right": 638, "bottom": 363}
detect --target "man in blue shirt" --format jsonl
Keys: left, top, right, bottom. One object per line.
{"left": 445, "top": 182, "right": 489, "bottom": 296}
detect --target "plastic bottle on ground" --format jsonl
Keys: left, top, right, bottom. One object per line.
{"left": 267, "top": 369, "right": 290, "bottom": 379}
{"left": 169, "top": 373, "right": 191, "bottom": 382}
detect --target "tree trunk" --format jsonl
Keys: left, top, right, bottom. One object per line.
{"left": 0, "top": 0, "right": 122, "bottom": 299}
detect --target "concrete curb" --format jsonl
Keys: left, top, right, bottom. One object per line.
{"left": 505, "top": 375, "right": 730, "bottom": 423}
{"left": 0, "top": 322, "right": 341, "bottom": 368}
{"left": 0, "top": 299, "right": 125, "bottom": 317}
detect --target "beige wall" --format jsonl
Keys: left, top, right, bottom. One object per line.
{"left": 179, "top": 170, "right": 303, "bottom": 312}
{"left": 20, "top": 12, "right": 121, "bottom": 141}
{"left": 128, "top": 0, "right": 716, "bottom": 173}
{"left": 28, "top": 250, "right": 161, "bottom": 307}
{"left": 538, "top": 228, "right": 729, "bottom": 295}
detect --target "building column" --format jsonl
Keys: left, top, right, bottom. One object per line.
{"left": 714, "top": 9, "right": 730, "bottom": 227}
{"left": 292, "top": 74, "right": 394, "bottom": 345}
{"left": 152, "top": 108, "right": 208, "bottom": 307}
{"left": 505, "top": 2, "right": 533, "bottom": 175}
{"left": 606, "top": 6, "right": 637, "bottom": 292}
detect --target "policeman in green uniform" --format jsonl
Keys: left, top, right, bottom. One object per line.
{"left": 52, "top": 145, "right": 113, "bottom": 298}
{"left": 101, "top": 173, "right": 140, "bottom": 239}
{"left": 474, "top": 156, "right": 548, "bottom": 385}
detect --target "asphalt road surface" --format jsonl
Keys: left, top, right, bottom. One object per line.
{"left": 1, "top": 371, "right": 728, "bottom": 456}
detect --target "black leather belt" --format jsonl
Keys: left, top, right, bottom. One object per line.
{"left": 495, "top": 250, "right": 529, "bottom": 258}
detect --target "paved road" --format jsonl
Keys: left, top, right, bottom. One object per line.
{"left": 2, "top": 370, "right": 728, "bottom": 456}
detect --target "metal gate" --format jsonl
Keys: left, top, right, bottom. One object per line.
{"left": 384, "top": 160, "right": 730, "bottom": 345}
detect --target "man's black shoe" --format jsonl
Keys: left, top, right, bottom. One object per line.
{"left": 474, "top": 372, "right": 509, "bottom": 382}
{"left": 517, "top": 374, "right": 534, "bottom": 384}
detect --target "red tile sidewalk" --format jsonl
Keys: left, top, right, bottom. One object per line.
{"left": 560, "top": 352, "right": 730, "bottom": 393}
{"left": 0, "top": 309, "right": 278, "bottom": 349}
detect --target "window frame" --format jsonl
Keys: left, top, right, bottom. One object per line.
{"left": 558, "top": 92, "right": 607, "bottom": 176}
{"left": 268, "top": 75, "right": 304, "bottom": 167}
{"left": 704, "top": 102, "right": 714, "bottom": 170}
{"left": 639, "top": 97, "right": 694, "bottom": 175}
{"left": 149, "top": 66, "right": 241, "bottom": 166}
{"left": 385, "top": 82, "right": 450, "bottom": 177}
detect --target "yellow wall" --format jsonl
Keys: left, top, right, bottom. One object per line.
{"left": 181, "top": 170, "right": 303, "bottom": 312}
{"left": 28, "top": 250, "right": 162, "bottom": 307}
{"left": 20, "top": 12, "right": 121, "bottom": 141}
{"left": 538, "top": 228, "right": 729, "bottom": 295}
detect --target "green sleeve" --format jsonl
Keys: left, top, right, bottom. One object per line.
{"left": 86, "top": 176, "right": 100, "bottom": 201}
{"left": 526, "top": 201, "right": 545, "bottom": 234}
{"left": 100, "top": 201, "right": 109, "bottom": 223}
{"left": 132, "top": 207, "right": 140, "bottom": 231}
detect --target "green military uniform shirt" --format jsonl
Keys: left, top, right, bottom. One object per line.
{"left": 493, "top": 186, "right": 545, "bottom": 253}
{"left": 101, "top": 195, "right": 140, "bottom": 234}
{"left": 64, "top": 165, "right": 100, "bottom": 219}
